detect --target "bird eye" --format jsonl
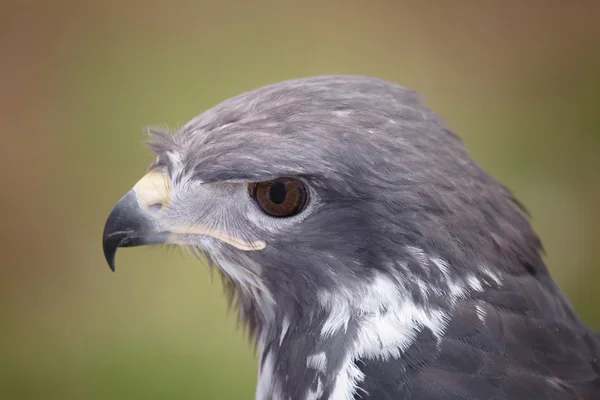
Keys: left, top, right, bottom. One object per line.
{"left": 249, "top": 178, "right": 309, "bottom": 218}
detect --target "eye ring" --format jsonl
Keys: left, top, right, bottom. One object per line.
{"left": 249, "top": 178, "right": 309, "bottom": 218}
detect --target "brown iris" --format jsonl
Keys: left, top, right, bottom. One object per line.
{"left": 249, "top": 178, "right": 309, "bottom": 218}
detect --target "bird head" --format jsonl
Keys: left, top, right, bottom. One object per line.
{"left": 102, "top": 76, "right": 553, "bottom": 397}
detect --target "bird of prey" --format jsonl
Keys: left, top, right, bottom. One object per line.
{"left": 103, "top": 75, "right": 600, "bottom": 399}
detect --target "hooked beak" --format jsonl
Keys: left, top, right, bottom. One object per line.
{"left": 102, "top": 190, "right": 170, "bottom": 271}
{"left": 102, "top": 170, "right": 170, "bottom": 271}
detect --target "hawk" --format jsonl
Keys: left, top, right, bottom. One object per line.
{"left": 102, "top": 76, "right": 600, "bottom": 399}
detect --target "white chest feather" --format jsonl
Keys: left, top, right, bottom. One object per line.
{"left": 322, "top": 252, "right": 502, "bottom": 399}
{"left": 255, "top": 249, "right": 502, "bottom": 400}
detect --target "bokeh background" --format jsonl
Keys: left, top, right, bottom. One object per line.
{"left": 1, "top": 1, "right": 599, "bottom": 399}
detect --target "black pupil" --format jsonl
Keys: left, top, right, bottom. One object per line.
{"left": 269, "top": 182, "right": 287, "bottom": 204}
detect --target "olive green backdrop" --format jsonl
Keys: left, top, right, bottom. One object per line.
{"left": 1, "top": 1, "right": 599, "bottom": 399}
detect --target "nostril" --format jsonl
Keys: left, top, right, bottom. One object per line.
{"left": 148, "top": 203, "right": 163, "bottom": 213}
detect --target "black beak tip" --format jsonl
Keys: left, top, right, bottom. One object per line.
{"left": 102, "top": 232, "right": 120, "bottom": 272}
{"left": 106, "top": 253, "right": 116, "bottom": 272}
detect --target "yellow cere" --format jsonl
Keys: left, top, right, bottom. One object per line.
{"left": 133, "top": 170, "right": 171, "bottom": 215}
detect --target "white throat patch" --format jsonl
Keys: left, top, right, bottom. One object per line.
{"left": 253, "top": 248, "right": 503, "bottom": 400}
{"left": 321, "top": 249, "right": 503, "bottom": 399}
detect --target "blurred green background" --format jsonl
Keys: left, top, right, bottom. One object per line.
{"left": 1, "top": 1, "right": 599, "bottom": 399}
